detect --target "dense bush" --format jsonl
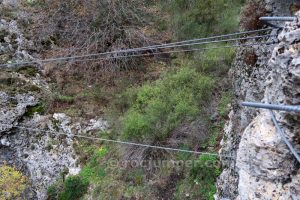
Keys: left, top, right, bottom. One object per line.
{"left": 174, "top": 155, "right": 221, "bottom": 200}
{"left": 190, "top": 155, "right": 221, "bottom": 200}
{"left": 191, "top": 43, "right": 236, "bottom": 76}
{"left": 47, "top": 181, "right": 63, "bottom": 200}
{"left": 47, "top": 147, "right": 109, "bottom": 200}
{"left": 0, "top": 164, "right": 27, "bottom": 200}
{"left": 161, "top": 0, "right": 244, "bottom": 39}
{"left": 122, "top": 67, "right": 215, "bottom": 142}
{"left": 58, "top": 176, "right": 89, "bottom": 200}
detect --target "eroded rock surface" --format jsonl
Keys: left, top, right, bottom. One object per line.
{"left": 0, "top": 92, "right": 109, "bottom": 199}
{"left": 217, "top": 4, "right": 300, "bottom": 200}
{"left": 235, "top": 13, "right": 300, "bottom": 200}
{"left": 0, "top": 92, "right": 37, "bottom": 134}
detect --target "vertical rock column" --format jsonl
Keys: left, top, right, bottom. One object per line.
{"left": 236, "top": 12, "right": 300, "bottom": 200}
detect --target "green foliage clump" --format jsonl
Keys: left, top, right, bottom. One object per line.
{"left": 58, "top": 176, "right": 89, "bottom": 200}
{"left": 161, "top": 0, "right": 243, "bottom": 39}
{"left": 17, "top": 66, "right": 38, "bottom": 77}
{"left": 25, "top": 103, "right": 45, "bottom": 116}
{"left": 122, "top": 67, "right": 214, "bottom": 142}
{"left": 194, "top": 44, "right": 236, "bottom": 75}
{"left": 218, "top": 91, "right": 232, "bottom": 117}
{"left": 0, "top": 164, "right": 27, "bottom": 200}
{"left": 175, "top": 155, "right": 221, "bottom": 200}
{"left": 55, "top": 95, "right": 75, "bottom": 103}
{"left": 81, "top": 146, "right": 108, "bottom": 181}
{"left": 47, "top": 146, "right": 109, "bottom": 200}
{"left": 47, "top": 181, "right": 63, "bottom": 200}
{"left": 191, "top": 155, "right": 221, "bottom": 200}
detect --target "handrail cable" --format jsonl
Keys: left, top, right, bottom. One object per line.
{"left": 270, "top": 110, "right": 300, "bottom": 163}
{"left": 0, "top": 33, "right": 276, "bottom": 67}
{"left": 69, "top": 41, "right": 278, "bottom": 63}
{"left": 0, "top": 124, "right": 235, "bottom": 159}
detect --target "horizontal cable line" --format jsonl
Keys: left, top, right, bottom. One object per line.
{"left": 39, "top": 28, "right": 273, "bottom": 56}
{"left": 69, "top": 41, "right": 278, "bottom": 63}
{"left": 0, "top": 34, "right": 276, "bottom": 67}
{"left": 242, "top": 102, "right": 300, "bottom": 113}
{"left": 1, "top": 124, "right": 234, "bottom": 159}
{"left": 20, "top": 27, "right": 273, "bottom": 51}
{"left": 130, "top": 28, "right": 273, "bottom": 50}
{"left": 116, "top": 34, "right": 276, "bottom": 53}
{"left": 270, "top": 110, "right": 300, "bottom": 163}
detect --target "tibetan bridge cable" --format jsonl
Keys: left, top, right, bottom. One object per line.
{"left": 0, "top": 28, "right": 275, "bottom": 67}
{"left": 0, "top": 123, "right": 235, "bottom": 159}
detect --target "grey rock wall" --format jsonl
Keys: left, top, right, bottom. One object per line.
{"left": 216, "top": 1, "right": 300, "bottom": 199}
{"left": 236, "top": 13, "right": 300, "bottom": 199}
{"left": 0, "top": 3, "right": 109, "bottom": 199}
{"left": 0, "top": 91, "right": 108, "bottom": 199}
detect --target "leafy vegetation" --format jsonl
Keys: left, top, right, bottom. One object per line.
{"left": 122, "top": 67, "right": 215, "bottom": 142}
{"left": 58, "top": 176, "right": 89, "bottom": 200}
{"left": 160, "top": 0, "right": 244, "bottom": 39}
{"left": 1, "top": 0, "right": 244, "bottom": 198}
{"left": 193, "top": 44, "right": 236, "bottom": 76}
{"left": 55, "top": 95, "right": 75, "bottom": 104}
{"left": 175, "top": 155, "right": 221, "bottom": 200}
{"left": 0, "top": 164, "right": 27, "bottom": 200}
{"left": 25, "top": 103, "right": 45, "bottom": 116}
{"left": 218, "top": 91, "right": 232, "bottom": 117}
{"left": 16, "top": 66, "right": 38, "bottom": 77}
{"left": 48, "top": 146, "right": 109, "bottom": 200}
{"left": 191, "top": 155, "right": 221, "bottom": 200}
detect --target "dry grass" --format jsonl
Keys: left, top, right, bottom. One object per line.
{"left": 243, "top": 48, "right": 258, "bottom": 66}
{"left": 240, "top": 0, "right": 267, "bottom": 30}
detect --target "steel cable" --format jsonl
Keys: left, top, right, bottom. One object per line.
{"left": 0, "top": 123, "right": 235, "bottom": 159}
{"left": 0, "top": 33, "right": 276, "bottom": 67}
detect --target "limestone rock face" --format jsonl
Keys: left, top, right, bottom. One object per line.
{"left": 0, "top": 5, "right": 110, "bottom": 198}
{"left": 235, "top": 13, "right": 300, "bottom": 200}
{"left": 217, "top": 3, "right": 300, "bottom": 200}
{"left": 0, "top": 92, "right": 37, "bottom": 135}
{"left": 0, "top": 92, "right": 109, "bottom": 199}
{"left": 0, "top": 19, "right": 35, "bottom": 64}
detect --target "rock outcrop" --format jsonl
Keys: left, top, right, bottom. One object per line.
{"left": 0, "top": 91, "right": 109, "bottom": 199}
{"left": 235, "top": 13, "right": 300, "bottom": 199}
{"left": 0, "top": 18, "right": 35, "bottom": 64}
{"left": 217, "top": 1, "right": 300, "bottom": 199}
{"left": 0, "top": 3, "right": 109, "bottom": 199}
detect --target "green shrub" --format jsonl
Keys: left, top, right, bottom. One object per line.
{"left": 25, "top": 103, "right": 45, "bottom": 116}
{"left": 55, "top": 95, "right": 75, "bottom": 103}
{"left": 47, "top": 181, "right": 63, "bottom": 200}
{"left": 161, "top": 0, "right": 243, "bottom": 39}
{"left": 0, "top": 164, "right": 27, "bottom": 200}
{"left": 122, "top": 67, "right": 214, "bottom": 142}
{"left": 193, "top": 44, "right": 236, "bottom": 75}
{"left": 59, "top": 176, "right": 89, "bottom": 200}
{"left": 190, "top": 155, "right": 221, "bottom": 200}
{"left": 174, "top": 155, "right": 221, "bottom": 200}
{"left": 79, "top": 146, "right": 108, "bottom": 183}
{"left": 191, "top": 155, "right": 221, "bottom": 200}
{"left": 17, "top": 66, "right": 38, "bottom": 77}
{"left": 218, "top": 91, "right": 232, "bottom": 117}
